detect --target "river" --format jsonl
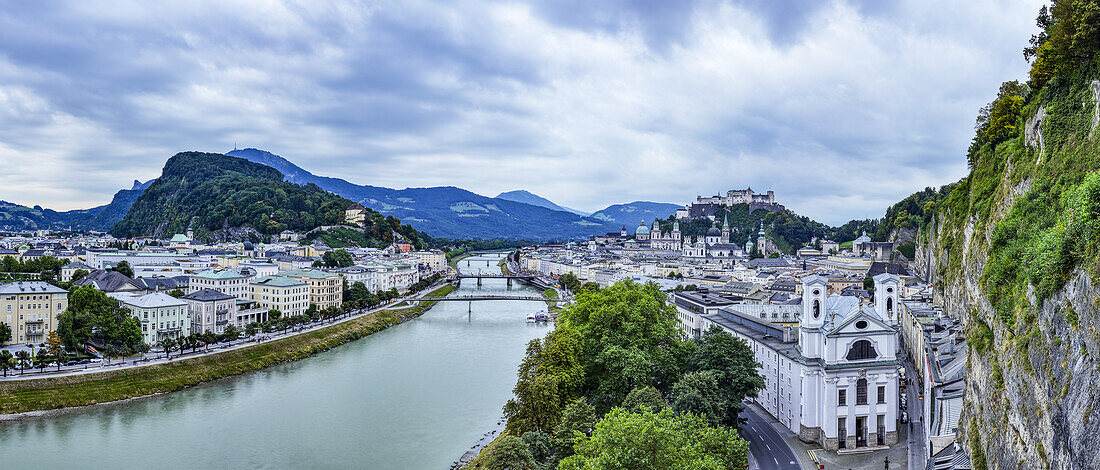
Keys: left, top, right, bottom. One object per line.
{"left": 0, "top": 253, "right": 549, "bottom": 469}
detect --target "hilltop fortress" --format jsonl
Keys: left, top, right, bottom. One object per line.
{"left": 675, "top": 188, "right": 785, "bottom": 219}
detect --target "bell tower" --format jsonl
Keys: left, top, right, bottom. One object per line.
{"left": 799, "top": 274, "right": 828, "bottom": 359}
{"left": 873, "top": 273, "right": 900, "bottom": 325}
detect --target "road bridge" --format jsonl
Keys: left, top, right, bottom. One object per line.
{"left": 454, "top": 273, "right": 536, "bottom": 286}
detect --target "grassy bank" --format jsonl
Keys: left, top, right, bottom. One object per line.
{"left": 0, "top": 283, "right": 457, "bottom": 415}
{"left": 448, "top": 253, "right": 472, "bottom": 268}
{"left": 542, "top": 287, "right": 559, "bottom": 309}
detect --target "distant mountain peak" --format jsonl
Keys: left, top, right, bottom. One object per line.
{"left": 496, "top": 190, "right": 589, "bottom": 216}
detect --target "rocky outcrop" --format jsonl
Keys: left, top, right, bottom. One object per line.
{"left": 1025, "top": 106, "right": 1046, "bottom": 154}
{"left": 918, "top": 203, "right": 1100, "bottom": 469}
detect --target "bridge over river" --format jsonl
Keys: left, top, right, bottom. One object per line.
{"left": 419, "top": 294, "right": 566, "bottom": 303}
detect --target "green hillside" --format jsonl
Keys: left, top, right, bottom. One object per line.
{"left": 111, "top": 152, "right": 374, "bottom": 242}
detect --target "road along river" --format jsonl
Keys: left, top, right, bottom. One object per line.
{"left": 0, "top": 253, "right": 549, "bottom": 469}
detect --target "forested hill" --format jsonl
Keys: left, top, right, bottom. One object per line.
{"left": 657, "top": 204, "right": 877, "bottom": 255}
{"left": 109, "top": 152, "right": 423, "bottom": 246}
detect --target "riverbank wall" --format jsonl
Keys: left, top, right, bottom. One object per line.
{"left": 0, "top": 284, "right": 456, "bottom": 417}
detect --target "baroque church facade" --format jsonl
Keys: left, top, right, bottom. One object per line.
{"left": 698, "top": 273, "right": 902, "bottom": 452}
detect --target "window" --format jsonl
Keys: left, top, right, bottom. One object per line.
{"left": 838, "top": 389, "right": 846, "bottom": 406}
{"left": 856, "top": 378, "right": 868, "bottom": 405}
{"left": 846, "top": 340, "right": 878, "bottom": 360}
{"left": 877, "top": 386, "right": 886, "bottom": 404}
{"left": 813, "top": 299, "right": 821, "bottom": 319}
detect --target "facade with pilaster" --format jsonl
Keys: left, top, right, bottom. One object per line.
{"left": 699, "top": 273, "right": 901, "bottom": 452}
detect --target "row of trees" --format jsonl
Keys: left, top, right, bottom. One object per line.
{"left": 0, "top": 331, "right": 66, "bottom": 375}
{"left": 487, "top": 280, "right": 764, "bottom": 469}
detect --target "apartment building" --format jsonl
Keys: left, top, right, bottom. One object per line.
{"left": 0, "top": 282, "right": 69, "bottom": 345}
{"left": 282, "top": 269, "right": 343, "bottom": 309}
{"left": 249, "top": 275, "right": 309, "bottom": 317}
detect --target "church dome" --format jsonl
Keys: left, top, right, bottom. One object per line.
{"left": 706, "top": 227, "right": 721, "bottom": 237}
{"left": 635, "top": 223, "right": 650, "bottom": 235}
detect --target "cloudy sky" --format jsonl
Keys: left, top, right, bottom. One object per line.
{"left": 0, "top": 0, "right": 1042, "bottom": 224}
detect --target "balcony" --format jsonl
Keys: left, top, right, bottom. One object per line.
{"left": 216, "top": 319, "right": 229, "bottom": 325}
{"left": 158, "top": 327, "right": 182, "bottom": 334}
{"left": 25, "top": 319, "right": 44, "bottom": 324}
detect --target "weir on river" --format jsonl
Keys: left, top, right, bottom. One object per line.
{"left": 0, "top": 253, "right": 549, "bottom": 469}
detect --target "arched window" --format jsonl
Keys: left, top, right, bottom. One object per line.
{"left": 846, "top": 340, "right": 878, "bottom": 361}
{"left": 813, "top": 299, "right": 821, "bottom": 319}
{"left": 855, "top": 378, "right": 868, "bottom": 405}
{"left": 886, "top": 297, "right": 893, "bottom": 315}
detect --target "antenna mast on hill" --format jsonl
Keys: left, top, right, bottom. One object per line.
{"left": 233, "top": 141, "right": 238, "bottom": 151}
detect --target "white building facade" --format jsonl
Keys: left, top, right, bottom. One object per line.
{"left": 699, "top": 273, "right": 901, "bottom": 452}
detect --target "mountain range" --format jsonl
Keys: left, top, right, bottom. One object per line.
{"left": 0, "top": 179, "right": 153, "bottom": 232}
{"left": 0, "top": 147, "right": 683, "bottom": 240}
{"left": 226, "top": 148, "right": 631, "bottom": 240}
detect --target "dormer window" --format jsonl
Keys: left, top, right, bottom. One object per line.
{"left": 845, "top": 340, "right": 877, "bottom": 360}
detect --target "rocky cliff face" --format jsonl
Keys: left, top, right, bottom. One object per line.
{"left": 915, "top": 80, "right": 1100, "bottom": 468}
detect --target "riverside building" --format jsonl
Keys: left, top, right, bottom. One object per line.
{"left": 0, "top": 282, "right": 68, "bottom": 345}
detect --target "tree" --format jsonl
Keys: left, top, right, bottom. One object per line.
{"left": 0, "top": 350, "right": 14, "bottom": 377}
{"left": 557, "top": 279, "right": 689, "bottom": 411}
{"left": 503, "top": 329, "right": 584, "bottom": 434}
{"left": 245, "top": 322, "right": 259, "bottom": 338}
{"left": 57, "top": 286, "right": 144, "bottom": 355}
{"left": 321, "top": 249, "right": 354, "bottom": 268}
{"left": 167, "top": 289, "right": 185, "bottom": 298}
{"left": 201, "top": 331, "right": 218, "bottom": 350}
{"left": 521, "top": 431, "right": 552, "bottom": 464}
{"left": 112, "top": 260, "right": 134, "bottom": 278}
{"left": 46, "top": 331, "right": 64, "bottom": 371}
{"left": 70, "top": 268, "right": 89, "bottom": 282}
{"left": 158, "top": 337, "right": 176, "bottom": 359}
{"left": 622, "top": 385, "right": 668, "bottom": 413}
{"left": 552, "top": 398, "right": 598, "bottom": 459}
{"left": 686, "top": 326, "right": 766, "bottom": 427}
{"left": 559, "top": 273, "right": 581, "bottom": 293}
{"left": 34, "top": 348, "right": 49, "bottom": 371}
{"left": 177, "top": 335, "right": 194, "bottom": 355}
{"left": 1023, "top": 1, "right": 1100, "bottom": 89}
{"left": 222, "top": 325, "right": 240, "bottom": 344}
{"left": 486, "top": 435, "right": 536, "bottom": 470}
{"left": 557, "top": 408, "right": 749, "bottom": 470}
{"left": 15, "top": 350, "right": 31, "bottom": 374}
{"left": 671, "top": 371, "right": 726, "bottom": 427}
{"left": 0, "top": 322, "right": 11, "bottom": 345}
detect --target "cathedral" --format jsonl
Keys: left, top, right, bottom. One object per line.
{"left": 681, "top": 216, "right": 741, "bottom": 259}
{"left": 643, "top": 216, "right": 743, "bottom": 259}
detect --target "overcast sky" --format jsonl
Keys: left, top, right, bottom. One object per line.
{"left": 0, "top": 0, "right": 1042, "bottom": 224}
